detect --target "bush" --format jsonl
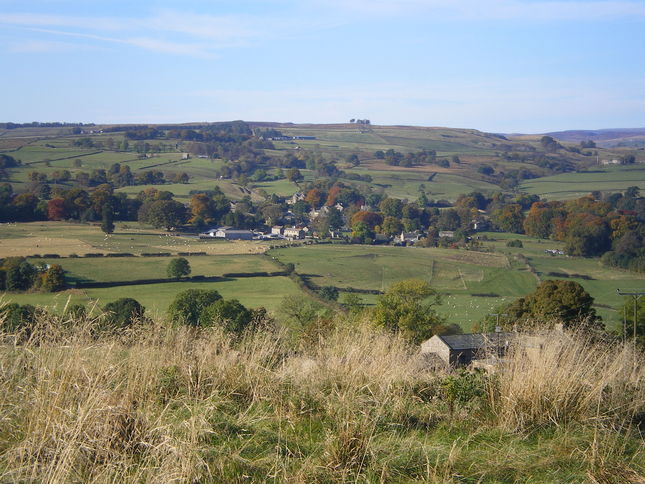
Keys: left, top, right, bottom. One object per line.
{"left": 202, "top": 299, "right": 252, "bottom": 334}
{"left": 441, "top": 369, "right": 487, "bottom": 414}
{"left": 4, "top": 258, "right": 37, "bottom": 291}
{"left": 40, "top": 264, "right": 66, "bottom": 292}
{"left": 64, "top": 303, "right": 86, "bottom": 319}
{"left": 319, "top": 285, "right": 339, "bottom": 301}
{"left": 103, "top": 298, "right": 145, "bottom": 328}
{"left": 168, "top": 289, "right": 222, "bottom": 326}
{"left": 0, "top": 303, "right": 36, "bottom": 332}
{"left": 506, "top": 239, "right": 523, "bottom": 248}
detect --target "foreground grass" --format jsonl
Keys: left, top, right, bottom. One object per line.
{"left": 0, "top": 313, "right": 642, "bottom": 483}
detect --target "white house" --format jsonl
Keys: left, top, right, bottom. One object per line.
{"left": 200, "top": 227, "right": 254, "bottom": 240}
{"left": 283, "top": 227, "right": 305, "bottom": 239}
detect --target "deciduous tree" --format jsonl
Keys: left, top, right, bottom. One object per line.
{"left": 167, "top": 257, "right": 191, "bottom": 278}
{"left": 371, "top": 279, "right": 447, "bottom": 343}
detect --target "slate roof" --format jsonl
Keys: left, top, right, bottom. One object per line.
{"left": 438, "top": 332, "right": 515, "bottom": 350}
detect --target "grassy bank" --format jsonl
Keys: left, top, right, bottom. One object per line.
{"left": 0, "top": 313, "right": 642, "bottom": 482}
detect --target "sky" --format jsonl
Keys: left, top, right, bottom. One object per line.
{"left": 1, "top": 0, "right": 644, "bottom": 133}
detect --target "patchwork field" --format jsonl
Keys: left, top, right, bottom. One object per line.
{"left": 2, "top": 276, "right": 302, "bottom": 315}
{"left": 2, "top": 124, "right": 643, "bottom": 332}
{"left": 269, "top": 242, "right": 641, "bottom": 331}
{"left": 520, "top": 164, "right": 645, "bottom": 200}
{"left": 269, "top": 244, "right": 537, "bottom": 329}
{"left": 346, "top": 167, "right": 500, "bottom": 201}
{"left": 0, "top": 222, "right": 271, "bottom": 257}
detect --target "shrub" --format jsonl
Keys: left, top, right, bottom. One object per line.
{"left": 202, "top": 299, "right": 252, "bottom": 334}
{"left": 0, "top": 303, "right": 36, "bottom": 332}
{"left": 319, "top": 285, "right": 339, "bottom": 301}
{"left": 506, "top": 239, "right": 523, "bottom": 248}
{"left": 103, "top": 298, "right": 145, "bottom": 328}
{"left": 168, "top": 289, "right": 222, "bottom": 326}
{"left": 64, "top": 303, "right": 87, "bottom": 319}
{"left": 40, "top": 264, "right": 66, "bottom": 292}
{"left": 440, "top": 369, "right": 487, "bottom": 415}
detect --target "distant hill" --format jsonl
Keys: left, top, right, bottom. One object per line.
{"left": 545, "top": 127, "right": 645, "bottom": 147}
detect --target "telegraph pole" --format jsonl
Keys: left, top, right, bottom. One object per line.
{"left": 616, "top": 289, "right": 644, "bottom": 346}
{"left": 490, "top": 313, "right": 508, "bottom": 357}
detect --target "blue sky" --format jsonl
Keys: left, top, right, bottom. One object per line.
{"left": 1, "top": 0, "right": 644, "bottom": 133}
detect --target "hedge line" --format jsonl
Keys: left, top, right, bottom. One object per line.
{"left": 222, "top": 271, "right": 287, "bottom": 278}
{"left": 73, "top": 275, "right": 225, "bottom": 289}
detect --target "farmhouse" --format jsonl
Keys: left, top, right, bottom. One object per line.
{"left": 438, "top": 231, "right": 455, "bottom": 238}
{"left": 470, "top": 218, "right": 490, "bottom": 231}
{"left": 399, "top": 231, "right": 421, "bottom": 244}
{"left": 200, "top": 227, "right": 254, "bottom": 240}
{"left": 421, "top": 332, "right": 515, "bottom": 367}
{"left": 283, "top": 227, "right": 305, "bottom": 239}
{"left": 373, "top": 233, "right": 391, "bottom": 244}
{"left": 287, "top": 192, "right": 305, "bottom": 205}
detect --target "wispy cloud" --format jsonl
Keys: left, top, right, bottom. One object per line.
{"left": 7, "top": 39, "right": 90, "bottom": 53}
{"left": 314, "top": 0, "right": 645, "bottom": 20}
{"left": 0, "top": 7, "right": 338, "bottom": 57}
{"left": 21, "top": 27, "right": 216, "bottom": 58}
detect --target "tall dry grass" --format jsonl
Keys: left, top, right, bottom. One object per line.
{"left": 0, "top": 313, "right": 431, "bottom": 482}
{"left": 0, "top": 311, "right": 642, "bottom": 482}
{"left": 490, "top": 330, "right": 644, "bottom": 432}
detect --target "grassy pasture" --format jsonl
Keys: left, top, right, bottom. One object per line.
{"left": 0, "top": 222, "right": 271, "bottom": 257}
{"left": 278, "top": 125, "right": 504, "bottom": 154}
{"left": 29, "top": 254, "right": 276, "bottom": 283}
{"left": 11, "top": 146, "right": 99, "bottom": 165}
{"left": 115, "top": 178, "right": 256, "bottom": 201}
{"left": 346, "top": 167, "right": 500, "bottom": 201}
{"left": 527, "top": 254, "right": 644, "bottom": 323}
{"left": 269, "top": 244, "right": 537, "bottom": 330}
{"left": 269, "top": 241, "right": 642, "bottom": 331}
{"left": 2, "top": 276, "right": 302, "bottom": 314}
{"left": 520, "top": 164, "right": 645, "bottom": 200}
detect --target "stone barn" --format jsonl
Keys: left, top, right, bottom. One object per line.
{"left": 421, "top": 332, "right": 515, "bottom": 367}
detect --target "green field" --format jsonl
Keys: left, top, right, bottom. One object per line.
{"left": 0, "top": 222, "right": 305, "bottom": 315}
{"left": 2, "top": 276, "right": 302, "bottom": 315}
{"left": 269, "top": 244, "right": 538, "bottom": 329}
{"left": 28, "top": 254, "right": 276, "bottom": 283}
{"left": 2, "top": 223, "right": 643, "bottom": 332}
{"left": 344, "top": 167, "right": 500, "bottom": 201}
{"left": 520, "top": 164, "right": 645, "bottom": 200}
{"left": 268, "top": 242, "right": 642, "bottom": 331}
